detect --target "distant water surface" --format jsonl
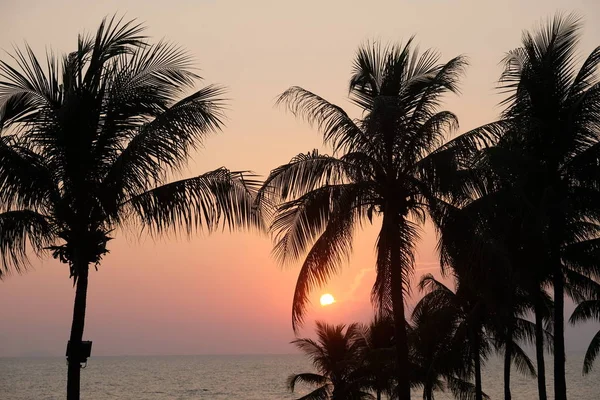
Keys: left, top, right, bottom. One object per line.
{"left": 1, "top": 353, "right": 598, "bottom": 399}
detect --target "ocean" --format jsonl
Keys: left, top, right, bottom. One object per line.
{"left": 0, "top": 353, "right": 598, "bottom": 399}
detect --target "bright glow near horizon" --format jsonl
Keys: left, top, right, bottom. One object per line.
{"left": 320, "top": 294, "right": 335, "bottom": 306}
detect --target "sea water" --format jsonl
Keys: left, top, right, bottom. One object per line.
{"left": 1, "top": 353, "right": 598, "bottom": 399}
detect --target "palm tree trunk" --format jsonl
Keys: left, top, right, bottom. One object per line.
{"left": 377, "top": 389, "right": 381, "bottom": 400}
{"left": 504, "top": 325, "right": 513, "bottom": 400}
{"left": 553, "top": 269, "right": 567, "bottom": 400}
{"left": 67, "top": 260, "right": 89, "bottom": 400}
{"left": 423, "top": 384, "right": 433, "bottom": 400}
{"left": 473, "top": 333, "right": 483, "bottom": 400}
{"left": 534, "top": 301, "right": 548, "bottom": 400}
{"left": 387, "top": 217, "right": 411, "bottom": 400}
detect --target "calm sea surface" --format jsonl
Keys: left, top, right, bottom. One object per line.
{"left": 1, "top": 353, "right": 598, "bottom": 399}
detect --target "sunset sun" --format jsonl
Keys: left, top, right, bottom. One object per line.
{"left": 319, "top": 294, "right": 335, "bottom": 306}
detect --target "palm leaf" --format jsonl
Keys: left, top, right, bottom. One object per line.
{"left": 583, "top": 330, "right": 600, "bottom": 374}
{"left": 123, "top": 168, "right": 262, "bottom": 236}
{"left": 287, "top": 373, "right": 329, "bottom": 392}
{"left": 0, "top": 210, "right": 54, "bottom": 275}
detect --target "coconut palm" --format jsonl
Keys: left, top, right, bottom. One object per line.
{"left": 288, "top": 322, "right": 372, "bottom": 400}
{"left": 0, "top": 16, "right": 262, "bottom": 399}
{"left": 414, "top": 273, "right": 491, "bottom": 400}
{"left": 358, "top": 314, "right": 396, "bottom": 400}
{"left": 495, "top": 13, "right": 600, "bottom": 400}
{"left": 259, "top": 39, "right": 502, "bottom": 400}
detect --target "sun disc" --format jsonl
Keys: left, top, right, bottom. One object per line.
{"left": 320, "top": 293, "right": 335, "bottom": 306}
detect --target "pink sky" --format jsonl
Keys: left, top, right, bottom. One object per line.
{"left": 0, "top": 0, "right": 599, "bottom": 356}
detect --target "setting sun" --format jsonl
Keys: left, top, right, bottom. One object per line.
{"left": 320, "top": 294, "right": 335, "bottom": 306}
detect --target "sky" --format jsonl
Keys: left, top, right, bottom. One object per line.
{"left": 0, "top": 0, "right": 599, "bottom": 357}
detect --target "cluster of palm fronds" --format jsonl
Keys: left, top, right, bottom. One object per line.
{"left": 289, "top": 312, "right": 494, "bottom": 400}
{"left": 263, "top": 12, "right": 600, "bottom": 400}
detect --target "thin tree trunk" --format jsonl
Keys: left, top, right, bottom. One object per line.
{"left": 423, "top": 384, "right": 433, "bottom": 400}
{"left": 377, "top": 390, "right": 381, "bottom": 400}
{"left": 67, "top": 261, "right": 89, "bottom": 400}
{"left": 387, "top": 216, "right": 411, "bottom": 400}
{"left": 553, "top": 269, "right": 567, "bottom": 400}
{"left": 504, "top": 324, "right": 513, "bottom": 400}
{"left": 473, "top": 332, "right": 483, "bottom": 400}
{"left": 535, "top": 301, "right": 548, "bottom": 400}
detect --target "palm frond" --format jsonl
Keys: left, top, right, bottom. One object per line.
{"left": 570, "top": 300, "right": 600, "bottom": 324}
{"left": 445, "top": 374, "right": 490, "bottom": 400}
{"left": 260, "top": 151, "right": 351, "bottom": 204}
{"left": 0, "top": 210, "right": 54, "bottom": 275}
{"left": 583, "top": 330, "right": 600, "bottom": 374}
{"left": 276, "top": 86, "right": 368, "bottom": 153}
{"left": 289, "top": 190, "right": 360, "bottom": 331}
{"left": 94, "top": 40, "right": 202, "bottom": 167}
{"left": 101, "top": 85, "right": 227, "bottom": 210}
{"left": 271, "top": 182, "right": 367, "bottom": 265}
{"left": 123, "top": 168, "right": 262, "bottom": 236}
{"left": 0, "top": 135, "right": 56, "bottom": 211}
{"left": 287, "top": 373, "right": 329, "bottom": 392}
{"left": 511, "top": 342, "right": 537, "bottom": 378}
{"left": 82, "top": 14, "right": 146, "bottom": 88}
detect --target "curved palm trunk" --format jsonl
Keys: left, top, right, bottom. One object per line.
{"left": 504, "top": 325, "right": 513, "bottom": 400}
{"left": 386, "top": 215, "right": 411, "bottom": 400}
{"left": 534, "top": 301, "right": 548, "bottom": 400}
{"left": 67, "top": 261, "right": 89, "bottom": 400}
{"left": 553, "top": 269, "right": 567, "bottom": 400}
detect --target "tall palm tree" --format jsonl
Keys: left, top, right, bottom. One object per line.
{"left": 288, "top": 322, "right": 372, "bottom": 400}
{"left": 259, "top": 40, "right": 496, "bottom": 400}
{"left": 496, "top": 13, "right": 600, "bottom": 400}
{"left": 0, "top": 16, "right": 262, "bottom": 399}
{"left": 432, "top": 164, "right": 557, "bottom": 400}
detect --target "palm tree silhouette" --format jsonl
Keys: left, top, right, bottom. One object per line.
{"left": 0, "top": 16, "right": 262, "bottom": 399}
{"left": 358, "top": 314, "right": 396, "bottom": 400}
{"left": 414, "top": 273, "right": 491, "bottom": 400}
{"left": 432, "top": 163, "right": 555, "bottom": 400}
{"left": 259, "top": 39, "right": 495, "bottom": 400}
{"left": 288, "top": 321, "right": 372, "bottom": 400}
{"left": 494, "top": 13, "right": 600, "bottom": 400}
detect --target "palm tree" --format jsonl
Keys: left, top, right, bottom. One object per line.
{"left": 496, "top": 13, "right": 600, "bottom": 400}
{"left": 359, "top": 314, "right": 396, "bottom": 400}
{"left": 0, "top": 16, "right": 262, "bottom": 399}
{"left": 432, "top": 170, "right": 557, "bottom": 400}
{"left": 413, "top": 273, "right": 491, "bottom": 400}
{"left": 259, "top": 39, "right": 494, "bottom": 400}
{"left": 288, "top": 321, "right": 372, "bottom": 400}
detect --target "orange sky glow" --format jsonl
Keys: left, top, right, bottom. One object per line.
{"left": 0, "top": 0, "right": 599, "bottom": 356}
